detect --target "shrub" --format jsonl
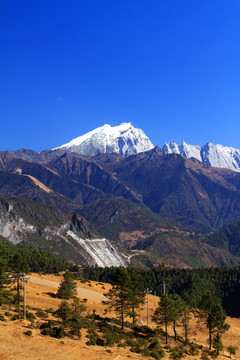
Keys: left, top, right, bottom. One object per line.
{"left": 128, "top": 338, "right": 147, "bottom": 354}
{"left": 45, "top": 308, "right": 54, "bottom": 314}
{"left": 26, "top": 311, "right": 36, "bottom": 323}
{"left": 35, "top": 309, "right": 48, "bottom": 318}
{"left": 86, "top": 333, "right": 102, "bottom": 346}
{"left": 96, "top": 338, "right": 105, "bottom": 346}
{"left": 149, "top": 336, "right": 161, "bottom": 351}
{"left": 201, "top": 350, "right": 210, "bottom": 360}
{"left": 0, "top": 314, "right": 6, "bottom": 321}
{"left": 54, "top": 325, "right": 65, "bottom": 339}
{"left": 227, "top": 346, "right": 237, "bottom": 356}
{"left": 189, "top": 343, "right": 198, "bottom": 355}
{"left": 40, "top": 321, "right": 65, "bottom": 338}
{"left": 118, "top": 343, "right": 127, "bottom": 348}
{"left": 170, "top": 347, "right": 183, "bottom": 360}
{"left": 151, "top": 350, "right": 165, "bottom": 359}
{"left": 103, "top": 330, "right": 120, "bottom": 346}
{"left": 41, "top": 326, "right": 53, "bottom": 336}
{"left": 11, "top": 313, "right": 22, "bottom": 320}
{"left": 141, "top": 348, "right": 151, "bottom": 357}
{"left": 23, "top": 330, "right": 33, "bottom": 336}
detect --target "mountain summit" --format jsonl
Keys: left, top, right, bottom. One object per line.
{"left": 54, "top": 122, "right": 154, "bottom": 156}
{"left": 163, "top": 141, "right": 240, "bottom": 172}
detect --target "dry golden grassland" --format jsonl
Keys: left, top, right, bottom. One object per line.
{"left": 0, "top": 273, "right": 239, "bottom": 360}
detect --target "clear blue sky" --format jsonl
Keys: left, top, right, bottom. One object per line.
{"left": 1, "top": 0, "right": 240, "bottom": 152}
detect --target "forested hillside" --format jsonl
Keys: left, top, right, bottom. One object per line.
{"left": 83, "top": 265, "right": 240, "bottom": 317}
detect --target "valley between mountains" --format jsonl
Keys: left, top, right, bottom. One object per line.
{"left": 1, "top": 136, "right": 240, "bottom": 268}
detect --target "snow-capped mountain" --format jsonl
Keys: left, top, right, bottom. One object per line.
{"left": 53, "top": 122, "right": 154, "bottom": 156}
{"left": 163, "top": 141, "right": 240, "bottom": 172}
{"left": 53, "top": 122, "right": 240, "bottom": 172}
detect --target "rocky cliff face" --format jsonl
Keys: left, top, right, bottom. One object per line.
{"left": 0, "top": 196, "right": 127, "bottom": 267}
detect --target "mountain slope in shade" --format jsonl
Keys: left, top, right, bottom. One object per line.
{"left": 53, "top": 122, "right": 154, "bottom": 156}
{"left": 3, "top": 147, "right": 240, "bottom": 233}
{"left": 132, "top": 231, "right": 240, "bottom": 268}
{"left": 0, "top": 196, "right": 126, "bottom": 267}
{"left": 163, "top": 141, "right": 240, "bottom": 172}
{"left": 203, "top": 218, "right": 240, "bottom": 257}
{"left": 110, "top": 147, "right": 240, "bottom": 232}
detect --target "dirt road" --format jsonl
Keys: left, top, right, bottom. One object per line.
{"left": 29, "top": 275, "right": 106, "bottom": 303}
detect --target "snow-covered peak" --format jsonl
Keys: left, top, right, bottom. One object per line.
{"left": 163, "top": 141, "right": 240, "bottom": 172}
{"left": 180, "top": 141, "right": 202, "bottom": 162}
{"left": 53, "top": 123, "right": 154, "bottom": 156}
{"left": 163, "top": 141, "right": 201, "bottom": 161}
{"left": 162, "top": 141, "right": 180, "bottom": 154}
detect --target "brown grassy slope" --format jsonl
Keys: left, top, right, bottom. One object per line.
{"left": 0, "top": 273, "right": 239, "bottom": 360}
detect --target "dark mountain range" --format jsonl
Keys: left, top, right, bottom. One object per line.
{"left": 78, "top": 197, "right": 182, "bottom": 245}
{"left": 108, "top": 147, "right": 240, "bottom": 232}
{"left": 1, "top": 147, "right": 240, "bottom": 267}
{"left": 132, "top": 230, "right": 240, "bottom": 268}
{"left": 79, "top": 197, "right": 240, "bottom": 268}
{"left": 203, "top": 219, "right": 240, "bottom": 257}
{"left": 2, "top": 147, "right": 240, "bottom": 233}
{"left": 0, "top": 195, "right": 126, "bottom": 267}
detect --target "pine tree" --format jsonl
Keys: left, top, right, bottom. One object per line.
{"left": 57, "top": 271, "right": 77, "bottom": 300}
{"left": 70, "top": 298, "right": 86, "bottom": 338}
{"left": 10, "top": 253, "right": 30, "bottom": 304}
{"left": 0, "top": 258, "right": 13, "bottom": 306}
{"left": 55, "top": 300, "right": 72, "bottom": 325}
{"left": 199, "top": 291, "right": 230, "bottom": 350}
{"left": 169, "top": 294, "right": 184, "bottom": 341}
{"left": 105, "top": 266, "right": 130, "bottom": 329}
{"left": 127, "top": 267, "right": 145, "bottom": 324}
{"left": 153, "top": 294, "right": 175, "bottom": 344}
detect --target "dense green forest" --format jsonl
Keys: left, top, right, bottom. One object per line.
{"left": 82, "top": 265, "right": 240, "bottom": 318}
{"left": 0, "top": 236, "right": 70, "bottom": 274}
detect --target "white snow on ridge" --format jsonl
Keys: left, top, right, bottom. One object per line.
{"left": 180, "top": 141, "right": 202, "bottom": 162}
{"left": 53, "top": 121, "right": 240, "bottom": 172}
{"left": 163, "top": 141, "right": 240, "bottom": 172}
{"left": 54, "top": 122, "right": 154, "bottom": 156}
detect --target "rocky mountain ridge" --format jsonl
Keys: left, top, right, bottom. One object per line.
{"left": 2, "top": 123, "right": 240, "bottom": 267}
{"left": 4, "top": 123, "right": 240, "bottom": 173}
{"left": 163, "top": 140, "right": 240, "bottom": 172}
{"left": 0, "top": 196, "right": 127, "bottom": 267}
{"left": 52, "top": 122, "right": 240, "bottom": 172}
{"left": 2, "top": 147, "right": 240, "bottom": 234}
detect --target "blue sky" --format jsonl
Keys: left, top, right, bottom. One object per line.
{"left": 1, "top": 0, "right": 240, "bottom": 151}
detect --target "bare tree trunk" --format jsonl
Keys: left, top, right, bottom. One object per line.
{"left": 173, "top": 321, "right": 177, "bottom": 341}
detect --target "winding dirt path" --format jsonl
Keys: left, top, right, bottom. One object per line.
{"left": 29, "top": 275, "right": 106, "bottom": 302}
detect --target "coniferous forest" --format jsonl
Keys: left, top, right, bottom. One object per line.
{"left": 82, "top": 265, "right": 240, "bottom": 318}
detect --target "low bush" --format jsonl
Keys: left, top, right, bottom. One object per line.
{"left": 151, "top": 349, "right": 165, "bottom": 359}
{"left": 23, "top": 330, "right": 33, "bottom": 336}
{"left": 4, "top": 311, "right": 11, "bottom": 317}
{"left": 0, "top": 314, "right": 6, "bottom": 321}
{"left": 170, "top": 347, "right": 183, "bottom": 360}
{"left": 189, "top": 343, "right": 199, "bottom": 355}
{"left": 86, "top": 332, "right": 104, "bottom": 346}
{"left": 227, "top": 345, "right": 237, "bottom": 356}
{"left": 35, "top": 309, "right": 48, "bottom": 318}
{"left": 40, "top": 321, "right": 65, "bottom": 338}
{"left": 26, "top": 311, "right": 36, "bottom": 323}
